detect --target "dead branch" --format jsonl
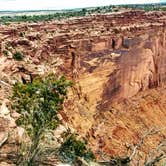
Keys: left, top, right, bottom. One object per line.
{"left": 0, "top": 133, "right": 8, "bottom": 148}
{"left": 129, "top": 127, "right": 166, "bottom": 161}
{"left": 144, "top": 153, "right": 166, "bottom": 166}
{"left": 0, "top": 80, "right": 10, "bottom": 87}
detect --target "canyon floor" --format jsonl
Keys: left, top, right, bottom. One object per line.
{"left": 0, "top": 10, "right": 166, "bottom": 165}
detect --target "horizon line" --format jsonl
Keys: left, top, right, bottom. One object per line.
{"left": 0, "top": 2, "right": 165, "bottom": 12}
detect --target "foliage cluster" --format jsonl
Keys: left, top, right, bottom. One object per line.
{"left": 13, "top": 51, "right": 24, "bottom": 61}
{"left": 59, "top": 133, "right": 95, "bottom": 164}
{"left": 2, "top": 49, "right": 9, "bottom": 56}
{"left": 12, "top": 74, "right": 72, "bottom": 165}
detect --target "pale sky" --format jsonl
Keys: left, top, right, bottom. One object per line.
{"left": 0, "top": 0, "right": 164, "bottom": 11}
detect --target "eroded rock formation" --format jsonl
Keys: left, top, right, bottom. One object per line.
{"left": 0, "top": 10, "right": 166, "bottom": 163}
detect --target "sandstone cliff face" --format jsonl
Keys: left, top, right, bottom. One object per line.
{"left": 99, "top": 29, "right": 166, "bottom": 108}
{"left": 0, "top": 11, "right": 166, "bottom": 163}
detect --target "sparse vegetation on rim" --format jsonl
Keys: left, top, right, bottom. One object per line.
{"left": 0, "top": 3, "right": 165, "bottom": 23}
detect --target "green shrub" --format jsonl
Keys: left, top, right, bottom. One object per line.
{"left": 19, "top": 32, "right": 25, "bottom": 37}
{"left": 13, "top": 51, "right": 24, "bottom": 61}
{"left": 11, "top": 74, "right": 72, "bottom": 165}
{"left": 2, "top": 50, "right": 9, "bottom": 56}
{"left": 59, "top": 133, "right": 95, "bottom": 164}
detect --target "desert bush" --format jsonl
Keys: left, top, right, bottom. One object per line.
{"left": 13, "top": 51, "right": 24, "bottom": 61}
{"left": 11, "top": 74, "right": 72, "bottom": 165}
{"left": 59, "top": 133, "right": 95, "bottom": 164}
{"left": 2, "top": 50, "right": 9, "bottom": 56}
{"left": 19, "top": 32, "right": 25, "bottom": 37}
